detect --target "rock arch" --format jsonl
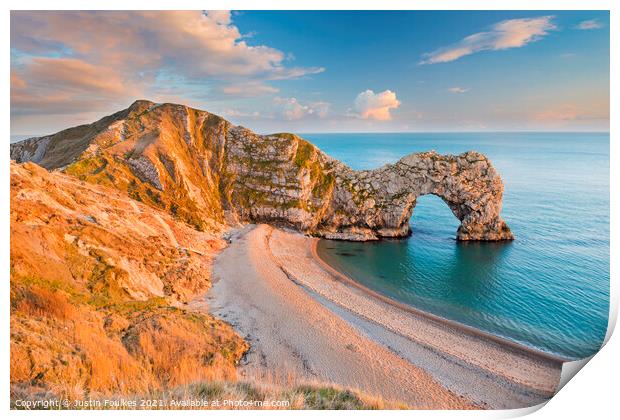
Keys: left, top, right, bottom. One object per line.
{"left": 314, "top": 151, "right": 514, "bottom": 241}
{"left": 10, "top": 101, "right": 513, "bottom": 242}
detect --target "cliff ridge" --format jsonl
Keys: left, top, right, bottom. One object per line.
{"left": 11, "top": 100, "right": 513, "bottom": 241}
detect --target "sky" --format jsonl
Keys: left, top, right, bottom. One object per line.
{"left": 10, "top": 10, "right": 610, "bottom": 135}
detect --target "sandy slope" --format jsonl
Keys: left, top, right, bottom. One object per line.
{"left": 203, "top": 224, "right": 563, "bottom": 409}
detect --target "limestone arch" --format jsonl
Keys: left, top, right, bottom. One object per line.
{"left": 316, "top": 151, "right": 514, "bottom": 241}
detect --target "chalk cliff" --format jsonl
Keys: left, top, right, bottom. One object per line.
{"left": 11, "top": 100, "right": 513, "bottom": 241}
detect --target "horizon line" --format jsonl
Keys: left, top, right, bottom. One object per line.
{"left": 293, "top": 130, "right": 611, "bottom": 135}
{"left": 10, "top": 129, "right": 611, "bottom": 141}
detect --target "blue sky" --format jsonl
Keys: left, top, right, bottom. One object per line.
{"left": 11, "top": 10, "right": 609, "bottom": 135}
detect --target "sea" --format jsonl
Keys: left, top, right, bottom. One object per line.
{"left": 304, "top": 132, "right": 609, "bottom": 360}
{"left": 12, "top": 130, "right": 609, "bottom": 360}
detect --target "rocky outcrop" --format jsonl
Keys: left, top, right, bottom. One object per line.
{"left": 11, "top": 100, "right": 513, "bottom": 241}
{"left": 317, "top": 151, "right": 513, "bottom": 241}
{"left": 10, "top": 135, "right": 51, "bottom": 164}
{"left": 221, "top": 120, "right": 513, "bottom": 241}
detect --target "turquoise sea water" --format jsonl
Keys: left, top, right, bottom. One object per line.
{"left": 305, "top": 132, "right": 609, "bottom": 360}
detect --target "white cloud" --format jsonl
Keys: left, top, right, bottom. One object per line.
{"left": 220, "top": 82, "right": 279, "bottom": 96}
{"left": 10, "top": 10, "right": 325, "bottom": 117}
{"left": 420, "top": 16, "right": 556, "bottom": 65}
{"left": 575, "top": 19, "right": 603, "bottom": 30}
{"left": 447, "top": 87, "right": 470, "bottom": 94}
{"left": 206, "top": 10, "right": 232, "bottom": 25}
{"left": 353, "top": 90, "right": 401, "bottom": 120}
{"left": 274, "top": 97, "right": 330, "bottom": 120}
{"left": 221, "top": 109, "right": 261, "bottom": 118}
{"left": 533, "top": 105, "right": 609, "bottom": 126}
{"left": 535, "top": 106, "right": 580, "bottom": 121}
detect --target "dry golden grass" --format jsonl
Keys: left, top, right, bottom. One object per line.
{"left": 10, "top": 162, "right": 246, "bottom": 401}
{"left": 11, "top": 276, "right": 247, "bottom": 398}
{"left": 9, "top": 162, "right": 401, "bottom": 410}
{"left": 13, "top": 285, "right": 75, "bottom": 321}
{"left": 11, "top": 379, "right": 405, "bottom": 410}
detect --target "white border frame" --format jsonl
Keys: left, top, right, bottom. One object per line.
{"left": 2, "top": 2, "right": 617, "bottom": 419}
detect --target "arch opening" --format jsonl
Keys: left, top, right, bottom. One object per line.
{"left": 409, "top": 194, "right": 461, "bottom": 239}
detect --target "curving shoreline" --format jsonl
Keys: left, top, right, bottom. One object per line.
{"left": 205, "top": 224, "right": 564, "bottom": 409}
{"left": 310, "top": 238, "right": 569, "bottom": 364}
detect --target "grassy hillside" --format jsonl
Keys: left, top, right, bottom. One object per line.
{"left": 11, "top": 101, "right": 341, "bottom": 235}
{"left": 10, "top": 161, "right": 403, "bottom": 409}
{"left": 10, "top": 162, "right": 246, "bottom": 399}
